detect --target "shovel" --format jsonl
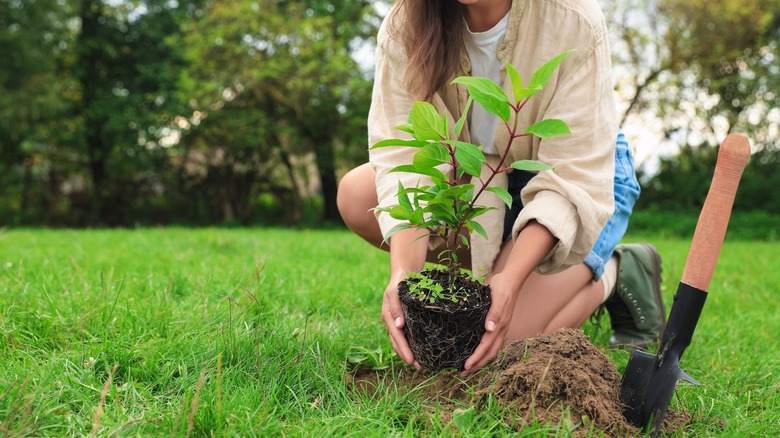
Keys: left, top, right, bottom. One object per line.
{"left": 620, "top": 133, "right": 751, "bottom": 436}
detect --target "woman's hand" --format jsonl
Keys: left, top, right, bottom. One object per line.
{"left": 461, "top": 272, "right": 520, "bottom": 375}
{"left": 382, "top": 227, "right": 429, "bottom": 371}
{"left": 381, "top": 273, "right": 421, "bottom": 370}
{"left": 461, "top": 220, "right": 556, "bottom": 376}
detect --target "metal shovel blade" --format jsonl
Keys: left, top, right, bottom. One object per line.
{"left": 620, "top": 283, "right": 707, "bottom": 437}
{"left": 620, "top": 134, "right": 750, "bottom": 437}
{"left": 621, "top": 350, "right": 701, "bottom": 436}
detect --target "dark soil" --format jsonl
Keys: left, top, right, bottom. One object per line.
{"left": 473, "top": 328, "right": 638, "bottom": 435}
{"left": 399, "top": 269, "right": 490, "bottom": 312}
{"left": 346, "top": 328, "right": 701, "bottom": 435}
{"left": 398, "top": 269, "right": 491, "bottom": 371}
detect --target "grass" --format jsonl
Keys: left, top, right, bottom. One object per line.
{"left": 0, "top": 227, "right": 777, "bottom": 436}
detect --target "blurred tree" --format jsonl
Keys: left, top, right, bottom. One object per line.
{"left": 604, "top": 0, "right": 779, "bottom": 214}
{"left": 605, "top": 0, "right": 778, "bottom": 143}
{"left": 1, "top": 0, "right": 775, "bottom": 226}
{"left": 179, "top": 0, "right": 376, "bottom": 224}
{"left": 74, "top": 0, "right": 200, "bottom": 225}
{"left": 659, "top": 0, "right": 779, "bottom": 149}
{"left": 636, "top": 140, "right": 780, "bottom": 214}
{"left": 0, "top": 0, "right": 75, "bottom": 223}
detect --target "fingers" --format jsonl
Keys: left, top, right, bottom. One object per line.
{"left": 382, "top": 286, "right": 420, "bottom": 369}
{"left": 461, "top": 330, "right": 504, "bottom": 376}
{"left": 461, "top": 285, "right": 514, "bottom": 376}
{"left": 483, "top": 279, "right": 513, "bottom": 332}
{"left": 484, "top": 308, "right": 501, "bottom": 333}
{"left": 383, "top": 288, "right": 405, "bottom": 330}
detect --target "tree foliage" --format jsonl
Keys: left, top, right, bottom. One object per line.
{"left": 74, "top": 0, "right": 198, "bottom": 224}
{"left": 178, "top": 0, "right": 375, "bottom": 223}
{"left": 0, "top": 0, "right": 776, "bottom": 227}
{"left": 605, "top": 0, "right": 779, "bottom": 142}
{"left": 0, "top": 0, "right": 376, "bottom": 226}
{"left": 603, "top": 0, "right": 779, "bottom": 217}
{"left": 0, "top": 0, "right": 74, "bottom": 221}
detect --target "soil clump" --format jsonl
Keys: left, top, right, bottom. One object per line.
{"left": 346, "top": 328, "right": 699, "bottom": 435}
{"left": 473, "top": 328, "right": 638, "bottom": 434}
{"left": 399, "top": 269, "right": 491, "bottom": 371}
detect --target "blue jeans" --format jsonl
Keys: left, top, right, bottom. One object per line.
{"left": 502, "top": 132, "right": 641, "bottom": 280}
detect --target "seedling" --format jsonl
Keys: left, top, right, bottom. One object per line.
{"left": 370, "top": 52, "right": 574, "bottom": 370}
{"left": 372, "top": 51, "right": 573, "bottom": 292}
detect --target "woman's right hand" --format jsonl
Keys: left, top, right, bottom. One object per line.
{"left": 381, "top": 272, "right": 421, "bottom": 370}
{"left": 381, "top": 227, "right": 429, "bottom": 370}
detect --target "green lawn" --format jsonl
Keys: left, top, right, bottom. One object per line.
{"left": 0, "top": 228, "right": 777, "bottom": 436}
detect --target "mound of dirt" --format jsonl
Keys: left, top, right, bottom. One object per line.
{"left": 473, "top": 328, "right": 637, "bottom": 435}
{"left": 346, "top": 328, "right": 697, "bottom": 435}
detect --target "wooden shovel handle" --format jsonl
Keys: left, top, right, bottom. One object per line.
{"left": 681, "top": 133, "right": 751, "bottom": 291}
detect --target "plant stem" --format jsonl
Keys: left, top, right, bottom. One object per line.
{"left": 450, "top": 101, "right": 524, "bottom": 253}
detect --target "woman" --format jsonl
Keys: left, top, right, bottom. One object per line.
{"left": 337, "top": 0, "right": 665, "bottom": 375}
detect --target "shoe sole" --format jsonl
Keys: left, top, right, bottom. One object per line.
{"left": 638, "top": 243, "right": 666, "bottom": 342}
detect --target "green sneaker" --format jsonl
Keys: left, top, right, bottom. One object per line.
{"left": 605, "top": 243, "right": 666, "bottom": 349}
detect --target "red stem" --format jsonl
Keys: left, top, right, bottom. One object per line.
{"left": 450, "top": 101, "right": 524, "bottom": 256}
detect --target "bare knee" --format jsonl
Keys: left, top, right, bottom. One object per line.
{"left": 337, "top": 164, "right": 382, "bottom": 246}
{"left": 337, "top": 164, "right": 373, "bottom": 224}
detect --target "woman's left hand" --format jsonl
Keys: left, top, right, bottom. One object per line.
{"left": 461, "top": 272, "right": 520, "bottom": 376}
{"left": 461, "top": 220, "right": 555, "bottom": 376}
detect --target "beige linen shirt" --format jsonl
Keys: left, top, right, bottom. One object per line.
{"left": 368, "top": 0, "right": 618, "bottom": 278}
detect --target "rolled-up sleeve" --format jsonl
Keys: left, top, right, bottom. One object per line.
{"left": 367, "top": 23, "right": 430, "bottom": 239}
{"left": 511, "top": 31, "right": 618, "bottom": 274}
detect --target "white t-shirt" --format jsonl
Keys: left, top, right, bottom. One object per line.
{"left": 463, "top": 12, "right": 510, "bottom": 155}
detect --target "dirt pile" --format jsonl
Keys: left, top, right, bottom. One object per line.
{"left": 347, "top": 328, "right": 695, "bottom": 435}
{"left": 473, "top": 328, "right": 637, "bottom": 434}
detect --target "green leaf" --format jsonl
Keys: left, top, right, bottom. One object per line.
{"left": 409, "top": 207, "right": 424, "bottom": 225}
{"left": 459, "top": 233, "right": 470, "bottom": 249}
{"left": 398, "top": 186, "right": 431, "bottom": 197}
{"left": 413, "top": 143, "right": 450, "bottom": 169}
{"left": 528, "top": 50, "right": 573, "bottom": 91}
{"left": 516, "top": 87, "right": 540, "bottom": 101}
{"left": 466, "top": 206, "right": 493, "bottom": 220}
{"left": 487, "top": 186, "right": 513, "bottom": 208}
{"left": 389, "top": 164, "right": 447, "bottom": 181}
{"left": 511, "top": 160, "right": 554, "bottom": 172}
{"left": 454, "top": 96, "right": 473, "bottom": 137}
{"left": 395, "top": 123, "right": 415, "bottom": 135}
{"left": 424, "top": 202, "right": 458, "bottom": 226}
{"left": 419, "top": 219, "right": 443, "bottom": 230}
{"left": 445, "top": 140, "right": 485, "bottom": 178}
{"left": 388, "top": 205, "right": 412, "bottom": 220}
{"left": 397, "top": 181, "right": 412, "bottom": 211}
{"left": 370, "top": 138, "right": 427, "bottom": 149}
{"left": 422, "top": 184, "right": 442, "bottom": 198}
{"left": 436, "top": 185, "right": 474, "bottom": 202}
{"left": 410, "top": 101, "right": 446, "bottom": 141}
{"left": 442, "top": 108, "right": 449, "bottom": 139}
{"left": 525, "top": 119, "right": 571, "bottom": 139}
{"left": 467, "top": 219, "right": 489, "bottom": 240}
{"left": 451, "top": 76, "right": 511, "bottom": 122}
{"left": 506, "top": 62, "right": 525, "bottom": 103}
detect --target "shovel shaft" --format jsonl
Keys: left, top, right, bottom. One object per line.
{"left": 621, "top": 133, "right": 751, "bottom": 436}
{"left": 682, "top": 133, "right": 750, "bottom": 291}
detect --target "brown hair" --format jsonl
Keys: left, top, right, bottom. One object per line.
{"left": 389, "top": 1, "right": 466, "bottom": 102}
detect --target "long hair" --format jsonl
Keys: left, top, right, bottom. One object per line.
{"left": 389, "top": 0, "right": 466, "bottom": 102}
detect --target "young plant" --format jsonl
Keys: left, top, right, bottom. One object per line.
{"left": 371, "top": 52, "right": 573, "bottom": 293}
